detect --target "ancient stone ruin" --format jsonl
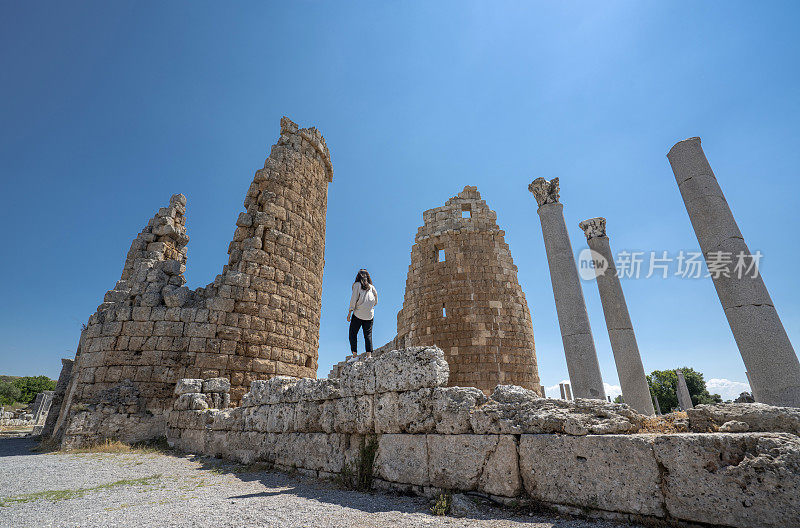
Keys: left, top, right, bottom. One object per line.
{"left": 668, "top": 138, "right": 800, "bottom": 407}
{"left": 384, "top": 186, "right": 540, "bottom": 394}
{"left": 167, "top": 346, "right": 800, "bottom": 528}
{"left": 578, "top": 217, "right": 654, "bottom": 415}
{"left": 529, "top": 177, "right": 605, "bottom": 400}
{"left": 38, "top": 125, "right": 800, "bottom": 527}
{"left": 49, "top": 117, "right": 333, "bottom": 447}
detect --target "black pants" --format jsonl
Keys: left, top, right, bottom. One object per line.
{"left": 349, "top": 315, "right": 373, "bottom": 353}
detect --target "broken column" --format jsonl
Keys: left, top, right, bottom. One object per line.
{"left": 668, "top": 138, "right": 800, "bottom": 407}
{"left": 530, "top": 178, "right": 605, "bottom": 400}
{"left": 579, "top": 217, "right": 655, "bottom": 415}
{"left": 653, "top": 393, "right": 662, "bottom": 415}
{"left": 676, "top": 369, "right": 694, "bottom": 410}
{"left": 745, "top": 371, "right": 760, "bottom": 402}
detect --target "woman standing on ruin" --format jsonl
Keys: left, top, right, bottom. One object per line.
{"left": 347, "top": 269, "right": 378, "bottom": 358}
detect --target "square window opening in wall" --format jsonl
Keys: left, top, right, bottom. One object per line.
{"left": 461, "top": 204, "right": 472, "bottom": 219}
{"left": 436, "top": 247, "right": 445, "bottom": 262}
{"left": 442, "top": 304, "right": 447, "bottom": 318}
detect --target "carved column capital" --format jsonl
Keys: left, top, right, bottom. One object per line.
{"left": 578, "top": 217, "right": 607, "bottom": 240}
{"left": 528, "top": 177, "right": 560, "bottom": 206}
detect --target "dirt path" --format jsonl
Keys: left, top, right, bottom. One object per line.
{"left": 0, "top": 437, "right": 639, "bottom": 528}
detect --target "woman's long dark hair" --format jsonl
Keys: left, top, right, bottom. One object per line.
{"left": 354, "top": 269, "right": 372, "bottom": 290}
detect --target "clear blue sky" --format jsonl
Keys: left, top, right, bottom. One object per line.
{"left": 2, "top": 1, "right": 798, "bottom": 400}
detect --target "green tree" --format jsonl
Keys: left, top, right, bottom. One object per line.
{"left": 613, "top": 395, "right": 624, "bottom": 404}
{"left": 647, "top": 367, "right": 722, "bottom": 413}
{"left": 0, "top": 381, "right": 22, "bottom": 406}
{"left": 11, "top": 376, "right": 56, "bottom": 404}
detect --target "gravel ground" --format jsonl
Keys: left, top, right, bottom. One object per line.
{"left": 0, "top": 437, "right": 642, "bottom": 528}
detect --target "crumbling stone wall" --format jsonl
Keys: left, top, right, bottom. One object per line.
{"left": 167, "top": 347, "right": 800, "bottom": 528}
{"left": 392, "top": 186, "right": 540, "bottom": 393}
{"left": 39, "top": 358, "right": 73, "bottom": 440}
{"left": 53, "top": 117, "right": 333, "bottom": 448}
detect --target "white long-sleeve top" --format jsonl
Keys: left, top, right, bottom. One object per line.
{"left": 349, "top": 282, "right": 378, "bottom": 321}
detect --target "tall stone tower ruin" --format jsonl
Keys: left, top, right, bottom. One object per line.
{"left": 393, "top": 186, "right": 541, "bottom": 394}
{"left": 50, "top": 117, "right": 333, "bottom": 447}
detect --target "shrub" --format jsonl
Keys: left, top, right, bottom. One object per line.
{"left": 0, "top": 380, "right": 22, "bottom": 405}
{"left": 11, "top": 376, "right": 56, "bottom": 404}
{"left": 431, "top": 493, "right": 451, "bottom": 516}
{"left": 337, "top": 436, "right": 378, "bottom": 491}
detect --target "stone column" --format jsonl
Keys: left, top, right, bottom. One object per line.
{"left": 653, "top": 393, "right": 662, "bottom": 415}
{"left": 530, "top": 177, "right": 606, "bottom": 400}
{"left": 579, "top": 217, "right": 655, "bottom": 415}
{"left": 676, "top": 369, "right": 694, "bottom": 410}
{"left": 559, "top": 383, "right": 566, "bottom": 399}
{"left": 745, "top": 371, "right": 760, "bottom": 402}
{"left": 668, "top": 138, "right": 800, "bottom": 407}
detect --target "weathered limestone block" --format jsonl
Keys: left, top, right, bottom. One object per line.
{"left": 653, "top": 433, "right": 800, "bottom": 528}
{"left": 287, "top": 433, "right": 348, "bottom": 473}
{"left": 687, "top": 403, "right": 800, "bottom": 436}
{"left": 719, "top": 420, "right": 749, "bottom": 432}
{"left": 427, "top": 434, "right": 498, "bottom": 490}
{"left": 272, "top": 433, "right": 345, "bottom": 472}
{"left": 174, "top": 393, "right": 209, "bottom": 411}
{"left": 211, "top": 407, "right": 244, "bottom": 431}
{"left": 293, "top": 399, "right": 324, "bottom": 433}
{"left": 334, "top": 395, "right": 373, "bottom": 434}
{"left": 181, "top": 428, "right": 209, "bottom": 453}
{"left": 433, "top": 386, "right": 487, "bottom": 434}
{"left": 374, "top": 392, "right": 400, "bottom": 434}
{"left": 398, "top": 389, "right": 436, "bottom": 433}
{"left": 247, "top": 377, "right": 298, "bottom": 405}
{"left": 292, "top": 377, "right": 340, "bottom": 402}
{"left": 184, "top": 409, "right": 213, "bottom": 430}
{"left": 163, "top": 286, "right": 191, "bottom": 308}
{"left": 479, "top": 435, "right": 521, "bottom": 497}
{"left": 470, "top": 385, "right": 643, "bottom": 435}
{"left": 337, "top": 358, "right": 376, "bottom": 396}
{"left": 318, "top": 399, "right": 337, "bottom": 433}
{"left": 373, "top": 347, "right": 449, "bottom": 393}
{"left": 205, "top": 430, "right": 232, "bottom": 458}
{"left": 265, "top": 403, "right": 296, "bottom": 433}
{"left": 175, "top": 379, "right": 203, "bottom": 395}
{"left": 374, "top": 434, "right": 429, "bottom": 485}
{"left": 202, "top": 377, "right": 231, "bottom": 393}
{"left": 229, "top": 432, "right": 263, "bottom": 465}
{"left": 519, "top": 434, "right": 664, "bottom": 517}
{"left": 375, "top": 389, "right": 440, "bottom": 434}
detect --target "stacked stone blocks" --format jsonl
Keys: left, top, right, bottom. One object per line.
{"left": 53, "top": 117, "right": 333, "bottom": 448}
{"left": 393, "top": 186, "right": 540, "bottom": 393}
{"left": 167, "top": 346, "right": 800, "bottom": 528}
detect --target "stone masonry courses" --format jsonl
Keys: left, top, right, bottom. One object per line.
{"left": 50, "top": 117, "right": 333, "bottom": 449}
{"left": 349, "top": 186, "right": 541, "bottom": 395}
{"left": 168, "top": 346, "right": 800, "bottom": 528}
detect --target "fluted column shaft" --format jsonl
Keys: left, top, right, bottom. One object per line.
{"left": 580, "top": 218, "right": 655, "bottom": 415}
{"left": 667, "top": 138, "right": 800, "bottom": 407}
{"left": 530, "top": 178, "right": 606, "bottom": 400}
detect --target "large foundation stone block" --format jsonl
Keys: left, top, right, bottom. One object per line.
{"left": 652, "top": 432, "right": 800, "bottom": 528}
{"left": 426, "top": 434, "right": 498, "bottom": 490}
{"left": 374, "top": 434, "right": 429, "bottom": 485}
{"left": 519, "top": 434, "right": 665, "bottom": 517}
